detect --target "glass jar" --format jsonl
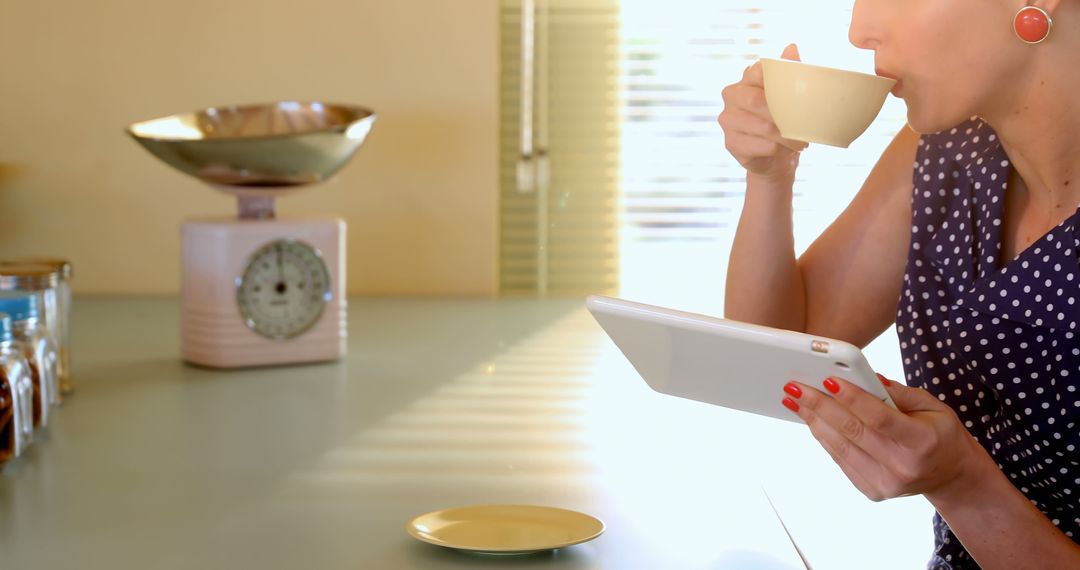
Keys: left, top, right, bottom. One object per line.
{"left": 0, "top": 312, "right": 35, "bottom": 461}
{"left": 0, "top": 294, "right": 58, "bottom": 428}
{"left": 0, "top": 264, "right": 61, "bottom": 411}
{"left": 9, "top": 259, "right": 73, "bottom": 394}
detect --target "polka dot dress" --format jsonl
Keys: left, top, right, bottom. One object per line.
{"left": 900, "top": 117, "right": 1080, "bottom": 569}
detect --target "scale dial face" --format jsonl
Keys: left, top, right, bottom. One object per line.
{"left": 235, "top": 239, "right": 332, "bottom": 340}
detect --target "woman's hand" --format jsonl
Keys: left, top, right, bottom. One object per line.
{"left": 718, "top": 43, "right": 809, "bottom": 181}
{"left": 781, "top": 374, "right": 989, "bottom": 502}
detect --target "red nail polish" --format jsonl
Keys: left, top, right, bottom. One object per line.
{"left": 783, "top": 382, "right": 803, "bottom": 399}
{"left": 823, "top": 377, "right": 840, "bottom": 394}
{"left": 876, "top": 373, "right": 890, "bottom": 387}
{"left": 782, "top": 397, "right": 800, "bottom": 413}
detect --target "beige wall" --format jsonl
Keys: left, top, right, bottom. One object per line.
{"left": 0, "top": 0, "right": 499, "bottom": 295}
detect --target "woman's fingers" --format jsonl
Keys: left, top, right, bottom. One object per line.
{"left": 718, "top": 93, "right": 808, "bottom": 152}
{"left": 786, "top": 388, "right": 889, "bottom": 500}
{"left": 742, "top": 42, "right": 800, "bottom": 88}
{"left": 718, "top": 106, "right": 777, "bottom": 138}
{"left": 819, "top": 376, "right": 949, "bottom": 480}
{"left": 881, "top": 375, "right": 950, "bottom": 414}
{"left": 779, "top": 43, "right": 801, "bottom": 62}
{"left": 720, "top": 110, "right": 808, "bottom": 156}
{"left": 722, "top": 82, "right": 772, "bottom": 122}
{"left": 785, "top": 376, "right": 980, "bottom": 500}
{"left": 742, "top": 60, "right": 763, "bottom": 87}
{"left": 824, "top": 376, "right": 911, "bottom": 441}
{"left": 776, "top": 136, "right": 809, "bottom": 153}
{"left": 718, "top": 43, "right": 807, "bottom": 177}
{"left": 724, "top": 131, "right": 787, "bottom": 168}
{"left": 812, "top": 424, "right": 881, "bottom": 500}
{"left": 789, "top": 382, "right": 896, "bottom": 461}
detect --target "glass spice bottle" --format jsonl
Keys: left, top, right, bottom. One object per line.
{"left": 8, "top": 259, "right": 73, "bottom": 394}
{"left": 0, "top": 312, "right": 35, "bottom": 462}
{"left": 0, "top": 294, "right": 58, "bottom": 429}
{"left": 0, "top": 264, "right": 61, "bottom": 412}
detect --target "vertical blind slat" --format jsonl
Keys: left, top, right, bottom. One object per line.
{"left": 499, "top": 0, "right": 621, "bottom": 296}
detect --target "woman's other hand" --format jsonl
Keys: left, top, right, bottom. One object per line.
{"left": 781, "top": 374, "right": 992, "bottom": 502}
{"left": 718, "top": 43, "right": 809, "bottom": 182}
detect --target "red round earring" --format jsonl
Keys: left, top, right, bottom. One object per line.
{"left": 1014, "top": 5, "right": 1053, "bottom": 44}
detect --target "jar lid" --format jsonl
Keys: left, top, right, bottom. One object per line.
{"left": 7, "top": 257, "right": 72, "bottom": 280}
{"left": 0, "top": 313, "right": 11, "bottom": 343}
{"left": 0, "top": 295, "right": 38, "bottom": 322}
{"left": 0, "top": 263, "right": 60, "bottom": 291}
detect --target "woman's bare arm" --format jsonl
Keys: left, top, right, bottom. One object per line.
{"left": 725, "top": 124, "right": 919, "bottom": 347}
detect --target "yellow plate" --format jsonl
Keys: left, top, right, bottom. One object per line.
{"left": 406, "top": 505, "right": 605, "bottom": 555}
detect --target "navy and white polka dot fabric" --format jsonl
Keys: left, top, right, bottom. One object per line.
{"left": 900, "top": 117, "right": 1080, "bottom": 569}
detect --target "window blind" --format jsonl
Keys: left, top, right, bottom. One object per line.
{"left": 499, "top": 0, "right": 908, "bottom": 304}
{"left": 616, "top": 0, "right": 908, "bottom": 310}
{"left": 499, "top": 0, "right": 621, "bottom": 296}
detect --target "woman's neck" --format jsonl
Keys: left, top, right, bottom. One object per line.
{"left": 981, "top": 28, "right": 1080, "bottom": 222}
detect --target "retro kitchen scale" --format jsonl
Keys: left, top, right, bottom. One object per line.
{"left": 127, "top": 101, "right": 376, "bottom": 368}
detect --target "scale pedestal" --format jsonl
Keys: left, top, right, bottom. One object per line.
{"left": 127, "top": 101, "right": 375, "bottom": 369}
{"left": 181, "top": 216, "right": 346, "bottom": 368}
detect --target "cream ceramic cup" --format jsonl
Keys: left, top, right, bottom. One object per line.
{"left": 761, "top": 58, "right": 897, "bottom": 148}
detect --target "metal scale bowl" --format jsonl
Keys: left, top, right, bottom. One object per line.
{"left": 127, "top": 101, "right": 375, "bottom": 368}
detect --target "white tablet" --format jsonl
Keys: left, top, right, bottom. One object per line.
{"left": 586, "top": 295, "right": 895, "bottom": 423}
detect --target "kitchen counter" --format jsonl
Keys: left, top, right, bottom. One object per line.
{"left": 0, "top": 297, "right": 932, "bottom": 569}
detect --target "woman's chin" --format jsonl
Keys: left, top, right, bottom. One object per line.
{"left": 903, "top": 104, "right": 970, "bottom": 136}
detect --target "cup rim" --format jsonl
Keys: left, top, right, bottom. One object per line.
{"left": 759, "top": 58, "right": 897, "bottom": 86}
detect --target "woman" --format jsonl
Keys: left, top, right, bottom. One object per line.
{"left": 719, "top": 1, "right": 1080, "bottom": 568}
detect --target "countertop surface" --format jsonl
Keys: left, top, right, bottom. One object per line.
{"left": 0, "top": 297, "right": 933, "bottom": 569}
